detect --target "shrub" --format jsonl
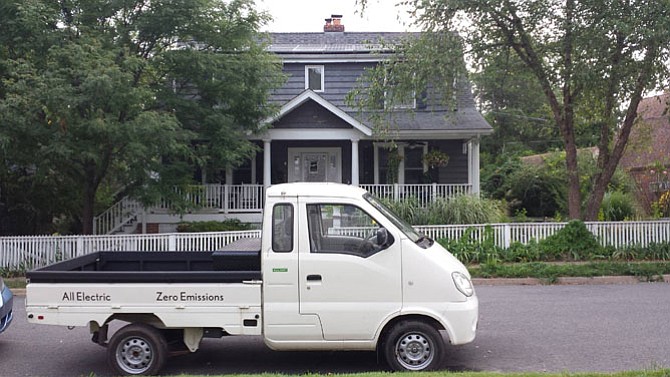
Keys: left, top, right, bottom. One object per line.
{"left": 438, "top": 226, "right": 503, "bottom": 264}
{"left": 599, "top": 191, "right": 638, "bottom": 221}
{"left": 431, "top": 195, "right": 507, "bottom": 225}
{"left": 505, "top": 163, "right": 567, "bottom": 218}
{"left": 382, "top": 195, "right": 506, "bottom": 225}
{"left": 177, "top": 219, "right": 252, "bottom": 232}
{"left": 381, "top": 197, "right": 430, "bottom": 225}
{"left": 536, "top": 220, "right": 603, "bottom": 261}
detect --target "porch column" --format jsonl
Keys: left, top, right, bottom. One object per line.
{"left": 263, "top": 139, "right": 271, "bottom": 188}
{"left": 468, "top": 138, "right": 481, "bottom": 195}
{"left": 351, "top": 139, "right": 359, "bottom": 186}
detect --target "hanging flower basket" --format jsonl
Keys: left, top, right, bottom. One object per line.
{"left": 423, "top": 150, "right": 450, "bottom": 168}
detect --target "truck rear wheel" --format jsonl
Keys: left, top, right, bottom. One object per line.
{"left": 383, "top": 320, "right": 444, "bottom": 371}
{"left": 107, "top": 323, "right": 168, "bottom": 376}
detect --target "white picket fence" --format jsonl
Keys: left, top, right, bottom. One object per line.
{"left": 1, "top": 221, "right": 669, "bottom": 270}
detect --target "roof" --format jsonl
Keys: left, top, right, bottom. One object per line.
{"left": 620, "top": 93, "right": 670, "bottom": 170}
{"left": 268, "top": 32, "right": 412, "bottom": 54}
{"left": 266, "top": 31, "right": 493, "bottom": 137}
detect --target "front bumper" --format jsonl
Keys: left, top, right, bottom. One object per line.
{"left": 441, "top": 295, "right": 479, "bottom": 345}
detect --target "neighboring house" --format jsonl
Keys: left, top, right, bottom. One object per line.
{"left": 620, "top": 92, "right": 670, "bottom": 209}
{"left": 95, "top": 16, "right": 492, "bottom": 234}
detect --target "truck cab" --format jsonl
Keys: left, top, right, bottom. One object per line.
{"left": 261, "top": 183, "right": 478, "bottom": 370}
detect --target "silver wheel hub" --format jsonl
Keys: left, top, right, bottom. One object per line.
{"left": 116, "top": 337, "right": 153, "bottom": 374}
{"left": 396, "top": 333, "right": 434, "bottom": 370}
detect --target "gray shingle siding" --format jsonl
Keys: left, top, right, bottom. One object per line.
{"left": 274, "top": 100, "right": 351, "bottom": 129}
{"left": 431, "top": 140, "right": 468, "bottom": 184}
{"left": 271, "top": 62, "right": 374, "bottom": 110}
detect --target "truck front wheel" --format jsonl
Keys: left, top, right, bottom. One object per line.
{"left": 107, "top": 323, "right": 168, "bottom": 376}
{"left": 383, "top": 321, "right": 445, "bottom": 371}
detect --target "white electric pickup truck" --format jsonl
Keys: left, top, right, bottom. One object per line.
{"left": 26, "top": 182, "right": 478, "bottom": 375}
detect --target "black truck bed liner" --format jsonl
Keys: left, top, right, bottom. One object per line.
{"left": 27, "top": 239, "right": 261, "bottom": 284}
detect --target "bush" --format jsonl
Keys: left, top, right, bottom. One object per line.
{"left": 383, "top": 195, "right": 507, "bottom": 225}
{"left": 177, "top": 219, "right": 252, "bottom": 232}
{"left": 600, "top": 191, "right": 638, "bottom": 221}
{"left": 438, "top": 226, "right": 503, "bottom": 264}
{"left": 537, "top": 220, "right": 603, "bottom": 261}
{"left": 505, "top": 163, "right": 567, "bottom": 218}
{"left": 431, "top": 195, "right": 508, "bottom": 225}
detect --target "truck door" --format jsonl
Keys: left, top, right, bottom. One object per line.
{"left": 298, "top": 199, "right": 402, "bottom": 341}
{"left": 263, "top": 198, "right": 324, "bottom": 343}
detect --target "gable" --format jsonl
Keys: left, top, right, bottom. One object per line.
{"left": 273, "top": 100, "right": 353, "bottom": 129}
{"left": 265, "top": 90, "right": 372, "bottom": 136}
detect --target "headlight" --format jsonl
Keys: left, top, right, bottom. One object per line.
{"left": 452, "top": 271, "right": 474, "bottom": 297}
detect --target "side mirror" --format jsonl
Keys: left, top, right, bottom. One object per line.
{"left": 376, "top": 227, "right": 389, "bottom": 247}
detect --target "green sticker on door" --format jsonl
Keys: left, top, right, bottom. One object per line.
{"left": 272, "top": 268, "right": 288, "bottom": 273}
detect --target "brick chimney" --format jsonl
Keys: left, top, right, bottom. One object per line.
{"left": 324, "top": 14, "right": 344, "bottom": 32}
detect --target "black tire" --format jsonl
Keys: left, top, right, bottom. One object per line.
{"left": 107, "top": 323, "right": 168, "bottom": 376}
{"left": 382, "top": 320, "right": 445, "bottom": 371}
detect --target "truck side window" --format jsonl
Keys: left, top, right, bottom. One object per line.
{"left": 272, "top": 204, "right": 293, "bottom": 253}
{"left": 306, "top": 203, "right": 386, "bottom": 258}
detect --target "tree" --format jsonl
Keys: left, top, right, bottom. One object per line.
{"left": 471, "top": 48, "right": 558, "bottom": 156}
{"left": 359, "top": 0, "right": 670, "bottom": 219}
{"left": 0, "top": 0, "right": 284, "bottom": 234}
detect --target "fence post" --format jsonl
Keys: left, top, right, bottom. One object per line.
{"left": 169, "top": 234, "right": 177, "bottom": 251}
{"left": 393, "top": 183, "right": 400, "bottom": 201}
{"left": 77, "top": 237, "right": 84, "bottom": 257}
{"left": 503, "top": 224, "right": 511, "bottom": 249}
{"left": 223, "top": 185, "right": 229, "bottom": 214}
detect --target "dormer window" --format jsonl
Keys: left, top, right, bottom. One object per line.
{"left": 305, "top": 65, "right": 324, "bottom": 92}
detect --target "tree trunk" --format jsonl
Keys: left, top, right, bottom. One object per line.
{"left": 583, "top": 40, "right": 658, "bottom": 220}
{"left": 81, "top": 182, "right": 96, "bottom": 235}
{"left": 564, "top": 137, "right": 582, "bottom": 219}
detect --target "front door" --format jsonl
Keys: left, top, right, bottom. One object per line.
{"left": 288, "top": 148, "right": 341, "bottom": 183}
{"left": 297, "top": 198, "right": 402, "bottom": 341}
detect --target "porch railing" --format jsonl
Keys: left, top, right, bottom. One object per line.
{"left": 360, "top": 183, "right": 472, "bottom": 206}
{"left": 94, "top": 183, "right": 472, "bottom": 234}
{"left": 155, "top": 184, "right": 265, "bottom": 213}
{"left": 93, "top": 196, "right": 143, "bottom": 235}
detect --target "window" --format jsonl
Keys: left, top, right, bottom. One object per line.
{"left": 404, "top": 145, "right": 427, "bottom": 184}
{"left": 305, "top": 65, "right": 324, "bottom": 92}
{"left": 306, "top": 203, "right": 391, "bottom": 257}
{"left": 272, "top": 204, "right": 293, "bottom": 252}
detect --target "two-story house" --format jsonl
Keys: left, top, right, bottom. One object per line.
{"left": 94, "top": 16, "right": 492, "bottom": 234}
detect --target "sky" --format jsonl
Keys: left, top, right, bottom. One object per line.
{"left": 257, "top": 0, "right": 417, "bottom": 32}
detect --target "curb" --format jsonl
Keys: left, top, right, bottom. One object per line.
{"left": 473, "top": 274, "right": 670, "bottom": 286}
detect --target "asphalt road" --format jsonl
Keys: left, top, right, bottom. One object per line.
{"left": 1, "top": 284, "right": 669, "bottom": 376}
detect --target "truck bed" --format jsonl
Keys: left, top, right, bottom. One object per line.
{"left": 27, "top": 238, "right": 262, "bottom": 284}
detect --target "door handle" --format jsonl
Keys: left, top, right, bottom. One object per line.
{"left": 306, "top": 274, "right": 322, "bottom": 282}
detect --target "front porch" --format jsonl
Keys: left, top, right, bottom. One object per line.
{"left": 93, "top": 183, "right": 473, "bottom": 234}
{"left": 159, "top": 183, "right": 474, "bottom": 213}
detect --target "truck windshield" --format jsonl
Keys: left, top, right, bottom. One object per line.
{"left": 364, "top": 193, "right": 422, "bottom": 243}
